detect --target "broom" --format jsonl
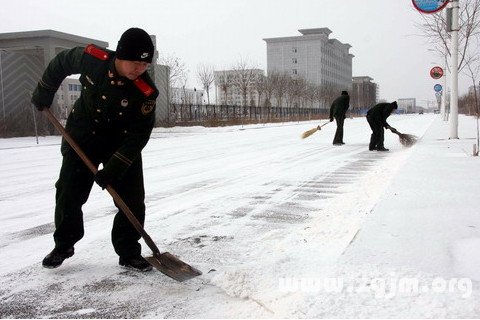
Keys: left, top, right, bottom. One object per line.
{"left": 391, "top": 128, "right": 418, "bottom": 147}
{"left": 301, "top": 121, "right": 330, "bottom": 139}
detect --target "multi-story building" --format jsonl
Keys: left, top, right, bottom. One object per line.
{"left": 170, "top": 87, "right": 204, "bottom": 105}
{"left": 351, "top": 76, "right": 378, "bottom": 111}
{"left": 263, "top": 28, "right": 353, "bottom": 91}
{"left": 398, "top": 98, "right": 417, "bottom": 113}
{"left": 214, "top": 69, "right": 265, "bottom": 106}
{"left": 56, "top": 78, "right": 81, "bottom": 121}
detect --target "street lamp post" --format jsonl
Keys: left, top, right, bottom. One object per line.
{"left": 449, "top": 0, "right": 460, "bottom": 139}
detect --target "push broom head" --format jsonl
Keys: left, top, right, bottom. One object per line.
{"left": 398, "top": 133, "right": 418, "bottom": 147}
{"left": 301, "top": 126, "right": 319, "bottom": 139}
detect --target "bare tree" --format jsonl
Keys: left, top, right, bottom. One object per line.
{"left": 253, "top": 73, "right": 266, "bottom": 107}
{"left": 178, "top": 74, "right": 191, "bottom": 104}
{"left": 215, "top": 70, "right": 231, "bottom": 105}
{"left": 312, "top": 84, "right": 324, "bottom": 109}
{"left": 271, "top": 71, "right": 289, "bottom": 108}
{"left": 159, "top": 54, "right": 188, "bottom": 103}
{"left": 463, "top": 55, "right": 480, "bottom": 155}
{"left": 263, "top": 74, "right": 276, "bottom": 107}
{"left": 306, "top": 83, "right": 317, "bottom": 108}
{"left": 321, "top": 83, "right": 338, "bottom": 109}
{"left": 415, "top": 0, "right": 480, "bottom": 72}
{"left": 285, "top": 76, "right": 296, "bottom": 108}
{"left": 197, "top": 63, "right": 215, "bottom": 105}
{"left": 232, "top": 59, "right": 258, "bottom": 106}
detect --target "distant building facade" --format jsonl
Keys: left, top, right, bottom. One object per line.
{"left": 263, "top": 28, "right": 353, "bottom": 91}
{"left": 171, "top": 87, "right": 204, "bottom": 105}
{"left": 351, "top": 76, "right": 378, "bottom": 111}
{"left": 0, "top": 29, "right": 171, "bottom": 137}
{"left": 0, "top": 30, "right": 108, "bottom": 137}
{"left": 398, "top": 98, "right": 417, "bottom": 113}
{"left": 56, "top": 78, "right": 81, "bottom": 122}
{"left": 214, "top": 69, "right": 265, "bottom": 106}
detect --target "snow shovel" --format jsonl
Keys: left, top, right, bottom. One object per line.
{"left": 43, "top": 109, "right": 202, "bottom": 282}
{"left": 301, "top": 120, "right": 330, "bottom": 139}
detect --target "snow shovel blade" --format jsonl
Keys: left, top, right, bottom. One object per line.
{"left": 145, "top": 252, "right": 202, "bottom": 282}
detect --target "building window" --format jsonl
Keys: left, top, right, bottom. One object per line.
{"left": 292, "top": 69, "right": 297, "bottom": 75}
{"left": 292, "top": 47, "right": 297, "bottom": 53}
{"left": 68, "top": 84, "right": 73, "bottom": 91}
{"left": 292, "top": 58, "right": 297, "bottom": 64}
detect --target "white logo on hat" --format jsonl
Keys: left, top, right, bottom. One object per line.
{"left": 141, "top": 52, "right": 149, "bottom": 58}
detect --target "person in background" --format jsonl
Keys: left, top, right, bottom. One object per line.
{"left": 31, "top": 27, "right": 159, "bottom": 272}
{"left": 329, "top": 90, "right": 350, "bottom": 145}
{"left": 366, "top": 101, "right": 398, "bottom": 151}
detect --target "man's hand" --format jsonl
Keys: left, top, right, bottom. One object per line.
{"left": 94, "top": 169, "right": 114, "bottom": 189}
{"left": 330, "top": 118, "right": 334, "bottom": 122}
{"left": 389, "top": 127, "right": 398, "bottom": 134}
{"left": 33, "top": 104, "right": 48, "bottom": 111}
{"left": 31, "top": 89, "right": 53, "bottom": 111}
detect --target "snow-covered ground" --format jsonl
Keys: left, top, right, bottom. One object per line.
{"left": 0, "top": 114, "right": 479, "bottom": 318}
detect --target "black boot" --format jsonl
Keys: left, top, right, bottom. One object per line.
{"left": 119, "top": 255, "right": 152, "bottom": 272}
{"left": 377, "top": 147, "right": 389, "bottom": 151}
{"left": 42, "top": 247, "right": 74, "bottom": 268}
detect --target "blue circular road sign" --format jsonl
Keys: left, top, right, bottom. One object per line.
{"left": 412, "top": 0, "right": 449, "bottom": 14}
{"left": 434, "top": 84, "right": 443, "bottom": 92}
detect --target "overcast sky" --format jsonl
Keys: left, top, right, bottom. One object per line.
{"left": 0, "top": 0, "right": 470, "bottom": 107}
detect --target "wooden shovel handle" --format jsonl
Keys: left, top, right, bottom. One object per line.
{"left": 43, "top": 109, "right": 162, "bottom": 257}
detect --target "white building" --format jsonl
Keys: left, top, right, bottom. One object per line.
{"left": 56, "top": 77, "right": 81, "bottom": 121}
{"left": 263, "top": 28, "right": 353, "bottom": 90}
{"left": 170, "top": 87, "right": 204, "bottom": 105}
{"left": 214, "top": 69, "right": 265, "bottom": 106}
{"left": 398, "top": 98, "right": 416, "bottom": 114}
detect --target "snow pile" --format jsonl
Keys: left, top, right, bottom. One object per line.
{"left": 451, "top": 238, "right": 480, "bottom": 281}
{"left": 210, "top": 269, "right": 255, "bottom": 299}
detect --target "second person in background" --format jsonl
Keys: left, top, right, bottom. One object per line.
{"left": 329, "top": 91, "right": 350, "bottom": 145}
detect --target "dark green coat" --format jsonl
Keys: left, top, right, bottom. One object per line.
{"left": 366, "top": 102, "right": 397, "bottom": 128}
{"left": 32, "top": 45, "right": 159, "bottom": 179}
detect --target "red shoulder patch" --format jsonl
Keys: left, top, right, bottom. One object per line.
{"left": 84, "top": 44, "right": 109, "bottom": 61}
{"left": 133, "top": 78, "right": 155, "bottom": 97}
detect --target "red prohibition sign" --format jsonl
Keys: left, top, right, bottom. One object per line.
{"left": 430, "top": 66, "right": 444, "bottom": 79}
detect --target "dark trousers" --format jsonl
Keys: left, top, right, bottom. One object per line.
{"left": 53, "top": 146, "right": 145, "bottom": 258}
{"left": 366, "top": 116, "right": 385, "bottom": 150}
{"left": 333, "top": 116, "right": 345, "bottom": 144}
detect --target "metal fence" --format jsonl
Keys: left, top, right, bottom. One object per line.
{"left": 168, "top": 104, "right": 368, "bottom": 126}
{"left": 169, "top": 104, "right": 333, "bottom": 126}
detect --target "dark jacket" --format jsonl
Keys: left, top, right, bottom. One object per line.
{"left": 31, "top": 45, "right": 159, "bottom": 178}
{"left": 329, "top": 94, "right": 350, "bottom": 120}
{"left": 366, "top": 102, "right": 397, "bottom": 128}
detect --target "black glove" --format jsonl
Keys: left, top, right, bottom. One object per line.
{"left": 31, "top": 87, "right": 54, "bottom": 111}
{"left": 330, "top": 118, "right": 334, "bottom": 122}
{"left": 94, "top": 169, "right": 114, "bottom": 189}
{"left": 31, "top": 99, "right": 49, "bottom": 111}
{"left": 389, "top": 127, "right": 398, "bottom": 134}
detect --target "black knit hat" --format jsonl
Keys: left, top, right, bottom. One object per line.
{"left": 341, "top": 90, "right": 348, "bottom": 95}
{"left": 116, "top": 28, "right": 154, "bottom": 63}
{"left": 391, "top": 101, "right": 398, "bottom": 109}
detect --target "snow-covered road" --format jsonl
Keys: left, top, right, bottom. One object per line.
{"left": 1, "top": 114, "right": 478, "bottom": 318}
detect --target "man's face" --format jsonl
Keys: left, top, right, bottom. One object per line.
{"left": 115, "top": 59, "right": 150, "bottom": 80}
